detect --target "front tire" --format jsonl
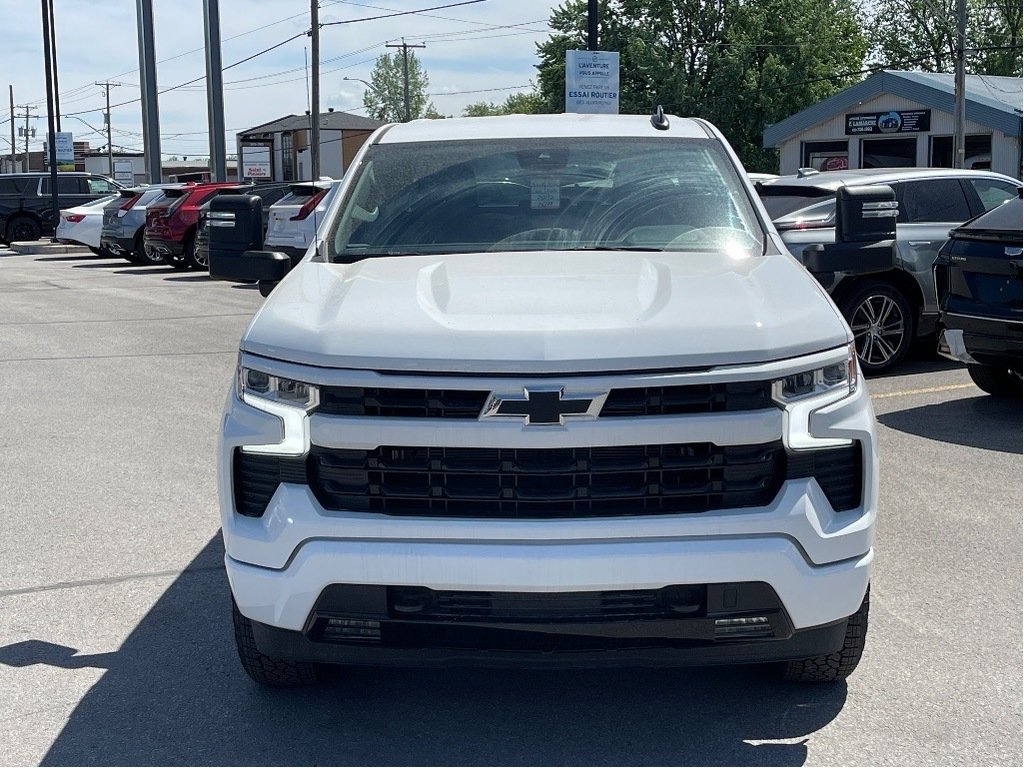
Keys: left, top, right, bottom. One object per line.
{"left": 968, "top": 364, "right": 1022, "bottom": 398}
{"left": 232, "top": 600, "right": 319, "bottom": 687}
{"left": 780, "top": 588, "right": 869, "bottom": 683}
{"left": 840, "top": 282, "right": 913, "bottom": 374}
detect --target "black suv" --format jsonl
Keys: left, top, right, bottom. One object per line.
{"left": 934, "top": 197, "right": 1022, "bottom": 397}
{"left": 0, "top": 172, "right": 123, "bottom": 243}
{"left": 756, "top": 169, "right": 1021, "bottom": 373}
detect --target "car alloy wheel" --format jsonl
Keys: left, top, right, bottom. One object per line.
{"left": 849, "top": 293, "right": 906, "bottom": 369}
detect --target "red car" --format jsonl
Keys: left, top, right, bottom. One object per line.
{"left": 144, "top": 182, "right": 245, "bottom": 269}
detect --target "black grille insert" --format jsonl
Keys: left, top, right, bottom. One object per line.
{"left": 601, "top": 381, "right": 773, "bottom": 416}
{"left": 308, "top": 442, "right": 786, "bottom": 518}
{"left": 232, "top": 449, "right": 306, "bottom": 517}
{"left": 315, "top": 380, "right": 773, "bottom": 419}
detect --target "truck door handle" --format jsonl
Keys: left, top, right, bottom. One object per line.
{"left": 908, "top": 240, "right": 930, "bottom": 246}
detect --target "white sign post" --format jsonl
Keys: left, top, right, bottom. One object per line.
{"left": 113, "top": 159, "right": 135, "bottom": 185}
{"left": 565, "top": 50, "right": 620, "bottom": 114}
{"left": 241, "top": 145, "right": 271, "bottom": 180}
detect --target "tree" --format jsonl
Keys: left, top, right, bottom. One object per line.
{"left": 869, "top": 0, "right": 1021, "bottom": 76}
{"left": 534, "top": 0, "right": 868, "bottom": 170}
{"left": 362, "top": 51, "right": 439, "bottom": 122}
{"left": 462, "top": 90, "right": 547, "bottom": 117}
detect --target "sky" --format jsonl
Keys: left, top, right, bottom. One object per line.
{"left": 0, "top": 0, "right": 561, "bottom": 160}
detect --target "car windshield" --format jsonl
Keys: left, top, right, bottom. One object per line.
{"left": 328, "top": 137, "right": 764, "bottom": 262}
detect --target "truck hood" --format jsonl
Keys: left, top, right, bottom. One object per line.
{"left": 241, "top": 250, "right": 850, "bottom": 373}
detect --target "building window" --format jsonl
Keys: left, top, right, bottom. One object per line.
{"left": 802, "top": 140, "right": 849, "bottom": 171}
{"left": 929, "top": 134, "right": 993, "bottom": 169}
{"left": 861, "top": 137, "right": 916, "bottom": 168}
{"left": 281, "top": 132, "right": 294, "bottom": 180}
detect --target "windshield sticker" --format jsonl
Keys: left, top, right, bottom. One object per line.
{"left": 530, "top": 177, "right": 560, "bottom": 210}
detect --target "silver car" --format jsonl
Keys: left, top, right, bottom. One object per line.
{"left": 100, "top": 184, "right": 186, "bottom": 264}
{"left": 756, "top": 168, "right": 1021, "bottom": 372}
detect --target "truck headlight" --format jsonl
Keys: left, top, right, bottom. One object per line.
{"left": 772, "top": 343, "right": 858, "bottom": 449}
{"left": 237, "top": 365, "right": 319, "bottom": 455}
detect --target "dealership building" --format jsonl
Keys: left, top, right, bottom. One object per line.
{"left": 763, "top": 70, "right": 1022, "bottom": 178}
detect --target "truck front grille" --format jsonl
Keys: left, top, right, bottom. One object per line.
{"left": 316, "top": 380, "right": 773, "bottom": 418}
{"left": 233, "top": 442, "right": 863, "bottom": 519}
{"left": 306, "top": 442, "right": 785, "bottom": 518}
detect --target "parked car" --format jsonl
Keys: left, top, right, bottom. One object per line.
{"left": 755, "top": 168, "right": 1021, "bottom": 373}
{"left": 144, "top": 182, "right": 241, "bottom": 269}
{"left": 101, "top": 184, "right": 187, "bottom": 265}
{"left": 935, "top": 197, "right": 1022, "bottom": 396}
{"left": 0, "top": 172, "right": 123, "bottom": 243}
{"left": 192, "top": 182, "right": 292, "bottom": 271}
{"left": 218, "top": 112, "right": 879, "bottom": 687}
{"left": 263, "top": 179, "right": 341, "bottom": 264}
{"left": 54, "top": 194, "right": 119, "bottom": 255}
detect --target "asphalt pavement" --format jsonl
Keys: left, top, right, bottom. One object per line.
{"left": 0, "top": 247, "right": 1020, "bottom": 766}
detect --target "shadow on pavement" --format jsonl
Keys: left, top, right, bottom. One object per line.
{"left": 163, "top": 274, "right": 212, "bottom": 283}
{"left": 33, "top": 255, "right": 106, "bottom": 263}
{"left": 29, "top": 536, "right": 847, "bottom": 766}
{"left": 878, "top": 394, "right": 1022, "bottom": 453}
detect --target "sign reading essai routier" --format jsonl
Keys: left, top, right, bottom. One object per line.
{"left": 565, "top": 50, "right": 620, "bottom": 114}
{"left": 846, "top": 110, "right": 931, "bottom": 135}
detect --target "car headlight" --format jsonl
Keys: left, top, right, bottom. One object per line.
{"left": 237, "top": 365, "right": 319, "bottom": 455}
{"left": 772, "top": 343, "right": 858, "bottom": 449}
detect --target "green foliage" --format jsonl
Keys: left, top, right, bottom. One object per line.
{"left": 870, "top": 0, "right": 1021, "bottom": 76}
{"left": 362, "top": 52, "right": 439, "bottom": 122}
{"left": 462, "top": 90, "right": 547, "bottom": 117}
{"left": 534, "top": 0, "right": 869, "bottom": 171}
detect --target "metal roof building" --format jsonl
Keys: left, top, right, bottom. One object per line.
{"left": 763, "top": 70, "right": 1022, "bottom": 179}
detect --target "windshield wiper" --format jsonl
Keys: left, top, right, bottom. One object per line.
{"left": 566, "top": 245, "right": 665, "bottom": 252}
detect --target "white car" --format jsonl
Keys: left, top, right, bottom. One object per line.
{"left": 55, "top": 194, "right": 119, "bottom": 254}
{"left": 220, "top": 113, "right": 878, "bottom": 687}
{"left": 263, "top": 178, "right": 341, "bottom": 264}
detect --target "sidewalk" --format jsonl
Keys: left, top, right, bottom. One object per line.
{"left": 8, "top": 240, "right": 91, "bottom": 255}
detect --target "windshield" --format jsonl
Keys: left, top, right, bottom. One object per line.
{"left": 328, "top": 137, "right": 764, "bottom": 262}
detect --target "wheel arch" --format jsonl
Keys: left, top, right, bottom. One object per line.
{"left": 831, "top": 270, "right": 924, "bottom": 334}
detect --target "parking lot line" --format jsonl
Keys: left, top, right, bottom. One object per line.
{"left": 871, "top": 382, "right": 975, "bottom": 400}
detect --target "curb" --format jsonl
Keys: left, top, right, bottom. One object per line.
{"left": 8, "top": 241, "right": 92, "bottom": 255}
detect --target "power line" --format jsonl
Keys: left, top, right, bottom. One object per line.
{"left": 321, "top": 0, "right": 487, "bottom": 27}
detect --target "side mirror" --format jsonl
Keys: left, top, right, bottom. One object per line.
{"left": 208, "top": 194, "right": 267, "bottom": 282}
{"left": 802, "top": 184, "right": 897, "bottom": 276}
{"left": 210, "top": 249, "right": 291, "bottom": 288}
{"left": 836, "top": 184, "right": 897, "bottom": 242}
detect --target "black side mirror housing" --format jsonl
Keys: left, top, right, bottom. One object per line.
{"left": 208, "top": 194, "right": 273, "bottom": 282}
{"left": 210, "top": 248, "right": 291, "bottom": 286}
{"left": 802, "top": 184, "right": 897, "bottom": 276}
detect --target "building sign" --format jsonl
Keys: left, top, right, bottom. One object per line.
{"left": 565, "top": 50, "right": 620, "bottom": 114}
{"left": 846, "top": 110, "right": 931, "bottom": 135}
{"left": 55, "top": 132, "right": 75, "bottom": 171}
{"left": 113, "top": 159, "right": 135, "bottom": 184}
{"left": 240, "top": 143, "right": 272, "bottom": 179}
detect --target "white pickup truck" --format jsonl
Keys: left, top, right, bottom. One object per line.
{"left": 216, "top": 113, "right": 879, "bottom": 686}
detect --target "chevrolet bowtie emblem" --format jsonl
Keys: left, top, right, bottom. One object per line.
{"left": 482, "top": 387, "right": 606, "bottom": 426}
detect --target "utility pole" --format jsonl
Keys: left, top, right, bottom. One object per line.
{"left": 17, "top": 105, "right": 37, "bottom": 172}
{"left": 135, "top": 0, "right": 162, "bottom": 183}
{"left": 203, "top": 0, "right": 226, "bottom": 181}
{"left": 40, "top": 0, "right": 59, "bottom": 237}
{"left": 309, "top": 0, "right": 320, "bottom": 179}
{"left": 587, "top": 0, "right": 598, "bottom": 50}
{"left": 8, "top": 86, "right": 15, "bottom": 173}
{"left": 96, "top": 81, "right": 122, "bottom": 176}
{"left": 47, "top": 0, "right": 60, "bottom": 131}
{"left": 386, "top": 40, "right": 425, "bottom": 122}
{"left": 952, "top": 0, "right": 967, "bottom": 169}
